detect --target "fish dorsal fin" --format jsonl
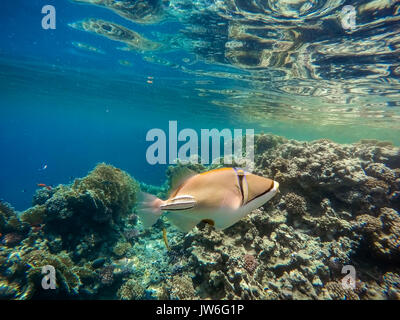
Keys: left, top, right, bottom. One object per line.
{"left": 168, "top": 167, "right": 197, "bottom": 196}
{"left": 161, "top": 195, "right": 197, "bottom": 211}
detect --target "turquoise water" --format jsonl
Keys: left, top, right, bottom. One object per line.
{"left": 0, "top": 0, "right": 399, "bottom": 300}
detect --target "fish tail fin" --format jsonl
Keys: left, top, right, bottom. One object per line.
{"left": 136, "top": 192, "right": 163, "bottom": 228}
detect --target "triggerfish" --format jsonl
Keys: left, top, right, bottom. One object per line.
{"left": 137, "top": 167, "right": 279, "bottom": 233}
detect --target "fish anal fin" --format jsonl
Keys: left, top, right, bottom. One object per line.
{"left": 166, "top": 211, "right": 200, "bottom": 233}
{"left": 210, "top": 205, "right": 249, "bottom": 231}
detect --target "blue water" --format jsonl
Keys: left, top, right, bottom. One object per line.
{"left": 1, "top": 0, "right": 400, "bottom": 210}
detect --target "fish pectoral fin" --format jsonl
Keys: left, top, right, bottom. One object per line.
{"left": 161, "top": 195, "right": 196, "bottom": 210}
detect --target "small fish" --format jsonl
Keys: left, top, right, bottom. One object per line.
{"left": 38, "top": 164, "right": 48, "bottom": 171}
{"left": 37, "top": 183, "right": 52, "bottom": 191}
{"left": 137, "top": 167, "right": 279, "bottom": 233}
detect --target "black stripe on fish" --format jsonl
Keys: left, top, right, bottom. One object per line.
{"left": 234, "top": 168, "right": 246, "bottom": 205}
{"left": 238, "top": 173, "right": 245, "bottom": 205}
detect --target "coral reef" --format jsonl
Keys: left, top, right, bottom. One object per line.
{"left": 0, "top": 163, "right": 139, "bottom": 299}
{"left": 354, "top": 207, "right": 400, "bottom": 262}
{"left": 0, "top": 201, "right": 29, "bottom": 234}
{"left": 113, "top": 241, "right": 132, "bottom": 257}
{"left": 99, "top": 265, "right": 115, "bottom": 286}
{"left": 117, "top": 279, "right": 146, "bottom": 300}
{"left": 243, "top": 254, "right": 258, "bottom": 274}
{"left": 1, "top": 135, "right": 399, "bottom": 300}
{"left": 0, "top": 238, "right": 97, "bottom": 299}
{"left": 153, "top": 134, "right": 400, "bottom": 300}
{"left": 321, "top": 281, "right": 360, "bottom": 300}
{"left": 2, "top": 232, "right": 23, "bottom": 247}
{"left": 162, "top": 274, "right": 197, "bottom": 300}
{"left": 21, "top": 163, "right": 139, "bottom": 256}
